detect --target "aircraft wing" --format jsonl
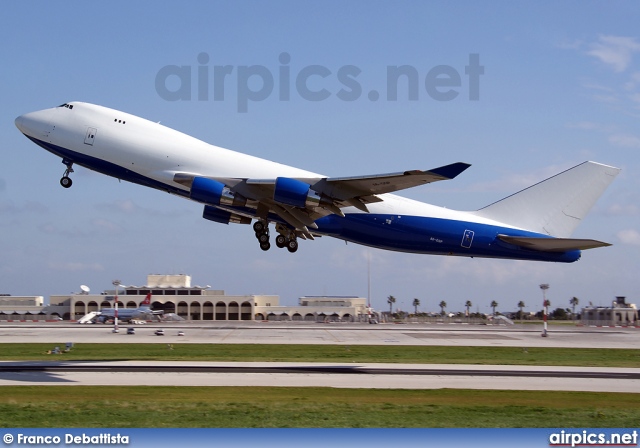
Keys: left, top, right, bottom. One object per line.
{"left": 497, "top": 235, "right": 611, "bottom": 252}
{"left": 310, "top": 162, "right": 472, "bottom": 198}
{"left": 174, "top": 162, "right": 470, "bottom": 234}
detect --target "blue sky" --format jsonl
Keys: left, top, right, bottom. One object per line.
{"left": 1, "top": 1, "right": 639, "bottom": 314}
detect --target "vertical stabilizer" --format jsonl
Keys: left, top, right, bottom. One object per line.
{"left": 473, "top": 161, "right": 620, "bottom": 237}
{"left": 140, "top": 293, "right": 152, "bottom": 308}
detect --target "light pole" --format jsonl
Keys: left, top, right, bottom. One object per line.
{"left": 112, "top": 279, "right": 121, "bottom": 333}
{"left": 367, "top": 250, "right": 372, "bottom": 323}
{"left": 540, "top": 283, "right": 549, "bottom": 337}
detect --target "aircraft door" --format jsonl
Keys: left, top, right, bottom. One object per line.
{"left": 84, "top": 127, "right": 97, "bottom": 145}
{"left": 461, "top": 229, "right": 474, "bottom": 249}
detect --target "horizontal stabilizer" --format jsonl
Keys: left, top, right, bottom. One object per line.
{"left": 497, "top": 234, "right": 611, "bottom": 252}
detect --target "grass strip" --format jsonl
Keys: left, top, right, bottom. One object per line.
{"left": 0, "top": 344, "right": 638, "bottom": 367}
{"left": 0, "top": 386, "right": 638, "bottom": 428}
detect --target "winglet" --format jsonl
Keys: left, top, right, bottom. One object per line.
{"left": 425, "top": 162, "right": 471, "bottom": 180}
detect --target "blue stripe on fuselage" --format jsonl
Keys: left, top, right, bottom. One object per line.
{"left": 314, "top": 214, "right": 581, "bottom": 262}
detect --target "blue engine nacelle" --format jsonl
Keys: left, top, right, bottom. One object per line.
{"left": 273, "top": 177, "right": 322, "bottom": 208}
{"left": 202, "top": 205, "right": 251, "bottom": 225}
{"left": 190, "top": 177, "right": 246, "bottom": 207}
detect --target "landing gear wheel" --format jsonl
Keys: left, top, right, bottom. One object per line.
{"left": 60, "top": 159, "right": 75, "bottom": 188}
{"left": 253, "top": 221, "right": 271, "bottom": 250}
{"left": 60, "top": 176, "right": 73, "bottom": 188}
{"left": 287, "top": 239, "right": 299, "bottom": 253}
{"left": 253, "top": 221, "right": 266, "bottom": 233}
{"left": 275, "top": 235, "right": 287, "bottom": 248}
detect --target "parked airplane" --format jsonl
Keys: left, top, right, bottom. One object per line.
{"left": 15, "top": 102, "right": 620, "bottom": 262}
{"left": 94, "top": 293, "right": 161, "bottom": 323}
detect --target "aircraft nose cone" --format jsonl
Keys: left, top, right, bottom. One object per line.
{"left": 15, "top": 115, "right": 25, "bottom": 133}
{"left": 14, "top": 110, "right": 52, "bottom": 138}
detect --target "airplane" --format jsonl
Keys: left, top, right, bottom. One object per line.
{"left": 94, "top": 293, "right": 162, "bottom": 323}
{"left": 15, "top": 102, "right": 620, "bottom": 263}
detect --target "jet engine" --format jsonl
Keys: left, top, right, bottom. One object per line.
{"left": 273, "top": 177, "right": 322, "bottom": 208}
{"left": 202, "top": 205, "right": 251, "bottom": 225}
{"left": 190, "top": 177, "right": 247, "bottom": 207}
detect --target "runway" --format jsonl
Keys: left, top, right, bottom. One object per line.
{"left": 1, "top": 361, "right": 639, "bottom": 392}
{"left": 1, "top": 321, "right": 638, "bottom": 348}
{"left": 1, "top": 322, "right": 638, "bottom": 392}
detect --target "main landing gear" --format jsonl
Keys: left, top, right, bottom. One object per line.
{"left": 253, "top": 221, "right": 299, "bottom": 253}
{"left": 60, "top": 159, "right": 74, "bottom": 188}
{"left": 253, "top": 220, "right": 271, "bottom": 251}
{"left": 275, "top": 234, "right": 298, "bottom": 253}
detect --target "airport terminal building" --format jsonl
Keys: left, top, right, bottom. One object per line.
{"left": 4, "top": 274, "right": 370, "bottom": 323}
{"left": 580, "top": 296, "right": 638, "bottom": 327}
{"left": 0, "top": 295, "right": 58, "bottom": 321}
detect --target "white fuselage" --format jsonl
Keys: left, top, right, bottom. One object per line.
{"left": 16, "top": 102, "right": 602, "bottom": 262}
{"left": 16, "top": 102, "right": 495, "bottom": 224}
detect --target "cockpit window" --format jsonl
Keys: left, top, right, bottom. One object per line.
{"left": 57, "top": 103, "right": 73, "bottom": 109}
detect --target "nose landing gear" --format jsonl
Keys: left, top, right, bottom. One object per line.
{"left": 60, "top": 159, "right": 74, "bottom": 188}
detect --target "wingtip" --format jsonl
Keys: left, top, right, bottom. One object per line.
{"left": 428, "top": 162, "right": 472, "bottom": 179}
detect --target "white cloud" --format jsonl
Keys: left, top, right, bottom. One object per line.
{"left": 617, "top": 229, "right": 640, "bottom": 246}
{"left": 608, "top": 133, "right": 640, "bottom": 149}
{"left": 580, "top": 81, "right": 616, "bottom": 92}
{"left": 623, "top": 72, "right": 640, "bottom": 90}
{"left": 608, "top": 203, "right": 640, "bottom": 216}
{"left": 95, "top": 199, "right": 184, "bottom": 218}
{"left": 116, "top": 199, "right": 137, "bottom": 213}
{"left": 418, "top": 256, "right": 551, "bottom": 286}
{"left": 0, "top": 200, "right": 49, "bottom": 215}
{"left": 587, "top": 35, "right": 640, "bottom": 72}
{"left": 591, "top": 93, "right": 620, "bottom": 104}
{"left": 91, "top": 218, "right": 122, "bottom": 233}
{"left": 566, "top": 121, "right": 617, "bottom": 133}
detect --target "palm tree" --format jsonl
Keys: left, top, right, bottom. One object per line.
{"left": 439, "top": 300, "right": 447, "bottom": 316}
{"left": 569, "top": 296, "right": 579, "bottom": 320}
{"left": 517, "top": 300, "right": 525, "bottom": 322}
{"left": 490, "top": 300, "right": 498, "bottom": 316}
{"left": 387, "top": 295, "right": 396, "bottom": 314}
{"left": 465, "top": 300, "right": 472, "bottom": 317}
{"left": 412, "top": 298, "right": 420, "bottom": 314}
